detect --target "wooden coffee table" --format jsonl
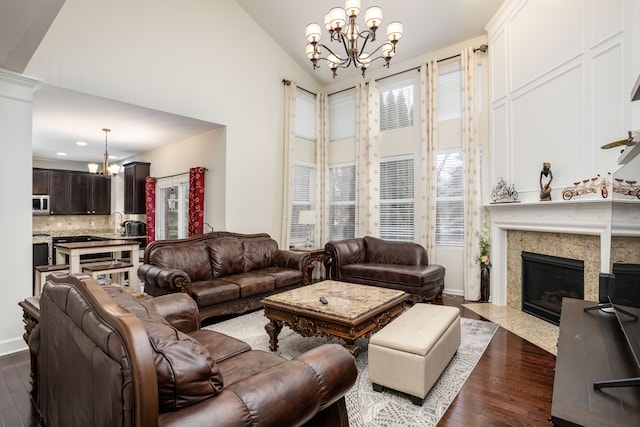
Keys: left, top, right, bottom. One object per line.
{"left": 262, "top": 280, "right": 408, "bottom": 356}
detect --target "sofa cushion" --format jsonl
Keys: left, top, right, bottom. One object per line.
{"left": 222, "top": 272, "right": 276, "bottom": 297}
{"left": 150, "top": 241, "right": 213, "bottom": 281}
{"left": 104, "top": 287, "right": 224, "bottom": 411}
{"left": 364, "top": 236, "right": 428, "bottom": 265}
{"left": 243, "top": 238, "right": 278, "bottom": 272}
{"left": 341, "top": 263, "right": 444, "bottom": 287}
{"left": 207, "top": 237, "right": 245, "bottom": 278}
{"left": 190, "top": 279, "right": 240, "bottom": 307}
{"left": 258, "top": 267, "right": 304, "bottom": 289}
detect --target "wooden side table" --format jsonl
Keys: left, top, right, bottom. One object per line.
{"left": 18, "top": 296, "right": 40, "bottom": 402}
{"left": 291, "top": 247, "right": 331, "bottom": 283}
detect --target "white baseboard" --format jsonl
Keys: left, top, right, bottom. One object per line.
{"left": 0, "top": 337, "right": 28, "bottom": 357}
{"left": 443, "top": 288, "right": 464, "bottom": 297}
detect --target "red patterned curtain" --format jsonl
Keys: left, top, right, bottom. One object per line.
{"left": 145, "top": 176, "right": 157, "bottom": 243}
{"left": 188, "top": 167, "right": 206, "bottom": 236}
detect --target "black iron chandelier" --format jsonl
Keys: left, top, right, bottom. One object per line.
{"left": 305, "top": 0, "right": 403, "bottom": 78}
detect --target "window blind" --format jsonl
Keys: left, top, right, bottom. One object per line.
{"left": 290, "top": 162, "right": 316, "bottom": 244}
{"left": 435, "top": 149, "right": 464, "bottom": 246}
{"left": 329, "top": 92, "right": 356, "bottom": 141}
{"left": 295, "top": 89, "right": 316, "bottom": 140}
{"left": 380, "top": 156, "right": 414, "bottom": 241}
{"left": 438, "top": 62, "right": 483, "bottom": 121}
{"left": 328, "top": 162, "right": 356, "bottom": 240}
{"left": 380, "top": 79, "right": 414, "bottom": 132}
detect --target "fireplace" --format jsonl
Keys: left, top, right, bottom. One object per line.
{"left": 521, "top": 251, "right": 584, "bottom": 325}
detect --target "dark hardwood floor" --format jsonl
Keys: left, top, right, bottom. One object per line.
{"left": 2, "top": 295, "right": 556, "bottom": 426}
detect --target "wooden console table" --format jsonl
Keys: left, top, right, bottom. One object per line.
{"left": 551, "top": 298, "right": 640, "bottom": 426}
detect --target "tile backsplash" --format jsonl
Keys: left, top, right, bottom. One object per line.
{"left": 33, "top": 214, "right": 145, "bottom": 233}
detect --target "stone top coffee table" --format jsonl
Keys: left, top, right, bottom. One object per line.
{"left": 262, "top": 280, "right": 408, "bottom": 356}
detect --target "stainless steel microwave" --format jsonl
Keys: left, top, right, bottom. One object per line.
{"left": 32, "top": 195, "right": 50, "bottom": 215}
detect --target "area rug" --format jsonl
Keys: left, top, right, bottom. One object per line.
{"left": 205, "top": 310, "right": 498, "bottom": 427}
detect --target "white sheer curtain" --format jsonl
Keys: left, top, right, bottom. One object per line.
{"left": 280, "top": 81, "right": 296, "bottom": 247}
{"left": 355, "top": 81, "right": 381, "bottom": 237}
{"left": 315, "top": 92, "right": 329, "bottom": 246}
{"left": 461, "top": 47, "right": 482, "bottom": 301}
{"left": 417, "top": 59, "right": 438, "bottom": 260}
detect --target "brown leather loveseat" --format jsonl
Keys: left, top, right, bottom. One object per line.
{"left": 325, "top": 236, "right": 445, "bottom": 303}
{"left": 138, "top": 232, "right": 310, "bottom": 322}
{"left": 32, "top": 273, "right": 357, "bottom": 427}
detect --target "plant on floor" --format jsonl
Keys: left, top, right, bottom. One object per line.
{"left": 475, "top": 215, "right": 491, "bottom": 269}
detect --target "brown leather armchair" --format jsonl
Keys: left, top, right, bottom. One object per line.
{"left": 33, "top": 273, "right": 357, "bottom": 426}
{"left": 326, "top": 236, "right": 445, "bottom": 302}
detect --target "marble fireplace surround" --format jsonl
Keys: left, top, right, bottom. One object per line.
{"left": 486, "top": 199, "right": 640, "bottom": 308}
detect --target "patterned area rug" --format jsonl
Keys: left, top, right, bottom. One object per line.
{"left": 205, "top": 309, "right": 498, "bottom": 427}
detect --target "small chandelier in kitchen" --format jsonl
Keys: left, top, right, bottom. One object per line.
{"left": 88, "top": 128, "right": 120, "bottom": 176}
{"left": 305, "top": 0, "right": 403, "bottom": 78}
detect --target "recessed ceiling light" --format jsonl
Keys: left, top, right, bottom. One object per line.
{"left": 109, "top": 155, "right": 118, "bottom": 160}
{"left": 76, "top": 141, "right": 87, "bottom": 146}
{"left": 57, "top": 152, "right": 67, "bottom": 156}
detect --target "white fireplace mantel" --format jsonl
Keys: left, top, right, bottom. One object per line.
{"left": 486, "top": 199, "right": 640, "bottom": 306}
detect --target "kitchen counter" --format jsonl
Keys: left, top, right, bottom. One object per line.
{"left": 32, "top": 228, "right": 146, "bottom": 244}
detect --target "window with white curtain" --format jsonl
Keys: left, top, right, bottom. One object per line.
{"left": 328, "top": 162, "right": 356, "bottom": 240}
{"left": 329, "top": 92, "right": 355, "bottom": 141}
{"left": 380, "top": 155, "right": 414, "bottom": 241}
{"left": 435, "top": 149, "right": 464, "bottom": 247}
{"left": 295, "top": 89, "right": 316, "bottom": 140}
{"left": 155, "top": 176, "right": 189, "bottom": 240}
{"left": 379, "top": 78, "right": 414, "bottom": 132}
{"left": 290, "top": 161, "right": 316, "bottom": 245}
{"left": 438, "top": 61, "right": 483, "bottom": 121}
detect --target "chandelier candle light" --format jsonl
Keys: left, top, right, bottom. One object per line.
{"left": 305, "top": 0, "right": 403, "bottom": 78}
{"left": 88, "top": 128, "right": 120, "bottom": 176}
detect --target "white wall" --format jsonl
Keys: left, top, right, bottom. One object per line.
{"left": 487, "top": 0, "right": 635, "bottom": 202}
{"left": 136, "top": 127, "right": 227, "bottom": 231}
{"left": 0, "top": 70, "right": 39, "bottom": 355}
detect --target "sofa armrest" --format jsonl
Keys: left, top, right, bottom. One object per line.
{"left": 137, "top": 264, "right": 192, "bottom": 294}
{"left": 158, "top": 344, "right": 357, "bottom": 427}
{"left": 142, "top": 293, "right": 200, "bottom": 333}
{"left": 274, "top": 249, "right": 310, "bottom": 271}
{"left": 325, "top": 239, "right": 366, "bottom": 280}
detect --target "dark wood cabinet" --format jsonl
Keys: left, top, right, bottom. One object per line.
{"left": 48, "top": 170, "right": 69, "bottom": 215}
{"left": 68, "top": 173, "right": 90, "bottom": 214}
{"left": 124, "top": 162, "right": 150, "bottom": 214}
{"left": 42, "top": 168, "right": 111, "bottom": 215}
{"left": 90, "top": 175, "right": 111, "bottom": 214}
{"left": 32, "top": 169, "right": 49, "bottom": 195}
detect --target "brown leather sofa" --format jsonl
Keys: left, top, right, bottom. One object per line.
{"left": 31, "top": 273, "right": 357, "bottom": 427}
{"left": 137, "top": 232, "right": 310, "bottom": 322}
{"left": 325, "top": 236, "right": 445, "bottom": 302}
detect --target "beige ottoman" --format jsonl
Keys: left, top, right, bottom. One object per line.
{"left": 368, "top": 303, "right": 461, "bottom": 405}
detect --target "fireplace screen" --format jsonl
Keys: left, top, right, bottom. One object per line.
{"left": 521, "top": 251, "right": 584, "bottom": 325}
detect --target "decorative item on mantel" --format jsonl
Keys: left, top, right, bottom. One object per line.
{"left": 539, "top": 162, "right": 553, "bottom": 201}
{"left": 612, "top": 176, "right": 640, "bottom": 199}
{"left": 490, "top": 178, "right": 519, "bottom": 203}
{"left": 475, "top": 217, "right": 491, "bottom": 302}
{"left": 561, "top": 173, "right": 610, "bottom": 200}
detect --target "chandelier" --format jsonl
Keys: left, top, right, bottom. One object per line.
{"left": 88, "top": 128, "right": 120, "bottom": 176}
{"left": 305, "top": 0, "right": 403, "bottom": 78}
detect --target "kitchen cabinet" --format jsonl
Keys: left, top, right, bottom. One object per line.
{"left": 32, "top": 169, "right": 49, "bottom": 194}
{"left": 33, "top": 242, "right": 49, "bottom": 295}
{"left": 124, "top": 162, "right": 150, "bottom": 214}
{"left": 48, "top": 170, "right": 69, "bottom": 215}
{"left": 45, "top": 169, "right": 111, "bottom": 215}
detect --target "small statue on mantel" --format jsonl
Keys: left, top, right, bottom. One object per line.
{"left": 540, "top": 162, "right": 553, "bottom": 201}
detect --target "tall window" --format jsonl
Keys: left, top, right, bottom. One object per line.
{"left": 380, "top": 79, "right": 414, "bottom": 131}
{"left": 329, "top": 93, "right": 356, "bottom": 140}
{"left": 435, "top": 149, "right": 464, "bottom": 247}
{"left": 380, "top": 155, "right": 414, "bottom": 241}
{"left": 328, "top": 162, "right": 356, "bottom": 240}
{"left": 155, "top": 177, "right": 189, "bottom": 240}
{"left": 290, "top": 162, "right": 316, "bottom": 245}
